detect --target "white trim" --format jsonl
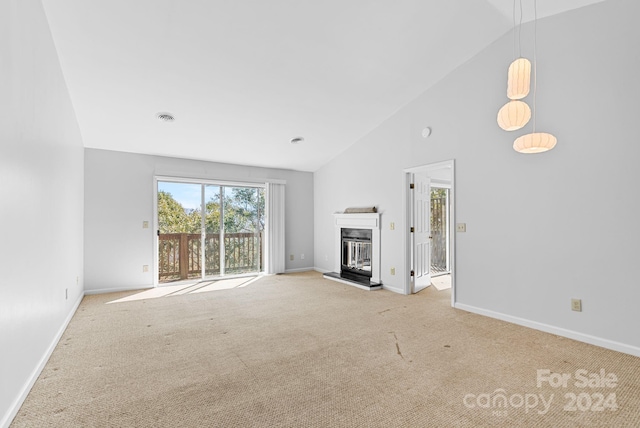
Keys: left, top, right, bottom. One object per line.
{"left": 154, "top": 175, "right": 275, "bottom": 187}
{"left": 382, "top": 284, "right": 404, "bottom": 294}
{"left": 405, "top": 159, "right": 453, "bottom": 173}
{"left": 431, "top": 179, "right": 452, "bottom": 189}
{"left": 314, "top": 267, "right": 331, "bottom": 274}
{"left": 455, "top": 303, "right": 640, "bottom": 358}
{"left": 284, "top": 267, "right": 315, "bottom": 273}
{"left": 403, "top": 173, "right": 412, "bottom": 295}
{"left": 1, "top": 293, "right": 84, "bottom": 428}
{"left": 84, "top": 285, "right": 154, "bottom": 295}
{"left": 449, "top": 162, "right": 456, "bottom": 307}
{"left": 153, "top": 177, "right": 159, "bottom": 287}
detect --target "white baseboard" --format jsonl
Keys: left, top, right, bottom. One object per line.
{"left": 313, "top": 267, "right": 330, "bottom": 274}
{"left": 284, "top": 267, "right": 315, "bottom": 273}
{"left": 382, "top": 285, "right": 403, "bottom": 294}
{"left": 84, "top": 285, "right": 153, "bottom": 295}
{"left": 454, "top": 302, "right": 640, "bottom": 358}
{"left": 2, "top": 293, "right": 84, "bottom": 428}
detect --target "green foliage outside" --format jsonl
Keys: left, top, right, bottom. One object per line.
{"left": 158, "top": 188, "right": 265, "bottom": 235}
{"left": 431, "top": 188, "right": 447, "bottom": 199}
{"left": 158, "top": 191, "right": 201, "bottom": 233}
{"left": 430, "top": 188, "right": 448, "bottom": 233}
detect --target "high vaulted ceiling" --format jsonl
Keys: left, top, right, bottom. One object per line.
{"left": 41, "top": 0, "right": 606, "bottom": 171}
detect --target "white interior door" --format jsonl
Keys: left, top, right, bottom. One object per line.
{"left": 413, "top": 173, "right": 431, "bottom": 292}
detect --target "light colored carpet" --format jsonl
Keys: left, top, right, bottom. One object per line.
{"left": 11, "top": 272, "right": 640, "bottom": 427}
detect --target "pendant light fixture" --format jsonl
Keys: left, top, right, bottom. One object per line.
{"left": 497, "top": 0, "right": 530, "bottom": 131}
{"left": 507, "top": 57, "right": 531, "bottom": 100}
{"left": 513, "top": 132, "right": 557, "bottom": 153}
{"left": 513, "top": 0, "right": 557, "bottom": 153}
{"left": 497, "top": 100, "right": 531, "bottom": 131}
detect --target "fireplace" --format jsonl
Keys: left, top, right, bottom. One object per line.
{"left": 323, "top": 213, "right": 381, "bottom": 290}
{"left": 341, "top": 228, "right": 372, "bottom": 283}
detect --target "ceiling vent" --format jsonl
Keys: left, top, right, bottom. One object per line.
{"left": 156, "top": 112, "right": 175, "bottom": 122}
{"left": 290, "top": 137, "right": 304, "bottom": 144}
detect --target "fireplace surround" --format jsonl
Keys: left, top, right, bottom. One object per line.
{"left": 323, "top": 213, "right": 381, "bottom": 290}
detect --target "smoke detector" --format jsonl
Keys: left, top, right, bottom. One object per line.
{"left": 156, "top": 112, "right": 175, "bottom": 122}
{"left": 290, "top": 136, "right": 304, "bottom": 144}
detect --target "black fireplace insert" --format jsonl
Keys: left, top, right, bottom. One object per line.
{"left": 341, "top": 228, "right": 372, "bottom": 283}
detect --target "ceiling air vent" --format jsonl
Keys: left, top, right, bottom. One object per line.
{"left": 156, "top": 112, "right": 175, "bottom": 122}
{"left": 290, "top": 137, "right": 304, "bottom": 144}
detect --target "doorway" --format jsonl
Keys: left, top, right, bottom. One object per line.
{"left": 404, "top": 160, "right": 455, "bottom": 303}
{"left": 156, "top": 179, "right": 264, "bottom": 285}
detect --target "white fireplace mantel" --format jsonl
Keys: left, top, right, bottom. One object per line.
{"left": 333, "top": 213, "right": 381, "bottom": 285}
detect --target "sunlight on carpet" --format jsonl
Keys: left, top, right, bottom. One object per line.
{"left": 107, "top": 276, "right": 260, "bottom": 304}
{"left": 431, "top": 274, "right": 451, "bottom": 291}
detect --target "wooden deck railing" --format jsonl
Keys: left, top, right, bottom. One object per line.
{"left": 158, "top": 232, "right": 262, "bottom": 281}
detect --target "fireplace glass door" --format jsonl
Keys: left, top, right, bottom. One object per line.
{"left": 341, "top": 228, "right": 373, "bottom": 280}
{"left": 343, "top": 239, "right": 372, "bottom": 273}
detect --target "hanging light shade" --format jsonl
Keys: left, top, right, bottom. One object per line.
{"left": 507, "top": 58, "right": 531, "bottom": 100}
{"left": 513, "top": 132, "right": 557, "bottom": 153}
{"left": 497, "top": 100, "right": 531, "bottom": 131}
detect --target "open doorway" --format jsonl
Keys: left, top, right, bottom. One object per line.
{"left": 430, "top": 186, "right": 451, "bottom": 290}
{"left": 404, "top": 160, "right": 455, "bottom": 304}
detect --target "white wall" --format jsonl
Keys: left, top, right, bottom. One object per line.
{"left": 84, "top": 149, "right": 314, "bottom": 292}
{"left": 0, "top": 0, "right": 84, "bottom": 426}
{"left": 315, "top": 0, "right": 640, "bottom": 354}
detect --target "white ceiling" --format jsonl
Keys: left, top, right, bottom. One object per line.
{"left": 41, "top": 0, "right": 606, "bottom": 172}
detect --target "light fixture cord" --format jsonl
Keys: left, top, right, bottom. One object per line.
{"left": 513, "top": 0, "right": 516, "bottom": 59}
{"left": 512, "top": 0, "right": 524, "bottom": 59}
{"left": 519, "top": 0, "right": 523, "bottom": 57}
{"left": 533, "top": 0, "right": 538, "bottom": 132}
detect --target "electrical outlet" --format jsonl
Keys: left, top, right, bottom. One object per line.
{"left": 456, "top": 223, "right": 467, "bottom": 232}
{"left": 65, "top": 288, "right": 68, "bottom": 300}
{"left": 300, "top": 253, "right": 305, "bottom": 260}
{"left": 390, "top": 222, "right": 395, "bottom": 230}
{"left": 290, "top": 254, "right": 294, "bottom": 261}
{"left": 325, "top": 254, "right": 328, "bottom": 262}
{"left": 571, "top": 298, "right": 582, "bottom": 312}
{"left": 142, "top": 221, "right": 149, "bottom": 229}
{"left": 390, "top": 267, "right": 396, "bottom": 275}
{"left": 143, "top": 265, "right": 149, "bottom": 273}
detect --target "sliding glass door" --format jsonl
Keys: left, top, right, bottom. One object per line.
{"left": 204, "top": 185, "right": 222, "bottom": 277}
{"left": 221, "top": 186, "right": 263, "bottom": 275}
{"left": 157, "top": 182, "right": 203, "bottom": 282}
{"left": 157, "top": 180, "right": 264, "bottom": 284}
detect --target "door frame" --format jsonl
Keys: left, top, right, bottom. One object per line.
{"left": 153, "top": 175, "right": 267, "bottom": 287}
{"left": 403, "top": 159, "right": 456, "bottom": 306}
